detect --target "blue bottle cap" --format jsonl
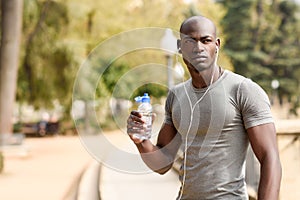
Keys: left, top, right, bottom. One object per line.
{"left": 142, "top": 93, "right": 150, "bottom": 103}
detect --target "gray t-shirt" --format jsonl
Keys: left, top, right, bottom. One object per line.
{"left": 164, "top": 70, "right": 273, "bottom": 200}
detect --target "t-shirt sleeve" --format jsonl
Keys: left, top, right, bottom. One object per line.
{"left": 164, "top": 90, "right": 174, "bottom": 125}
{"left": 237, "top": 78, "right": 274, "bottom": 129}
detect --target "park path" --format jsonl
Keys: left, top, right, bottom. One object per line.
{"left": 0, "top": 131, "right": 180, "bottom": 200}
{"left": 99, "top": 130, "right": 180, "bottom": 200}
{"left": 0, "top": 117, "right": 299, "bottom": 200}
{"left": 0, "top": 135, "right": 92, "bottom": 200}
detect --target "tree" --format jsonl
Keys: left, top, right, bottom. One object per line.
{"left": 218, "top": 0, "right": 300, "bottom": 115}
{"left": 217, "top": 0, "right": 255, "bottom": 76}
{"left": 13, "top": 0, "right": 230, "bottom": 131}
{"left": 18, "top": 0, "right": 74, "bottom": 110}
{"left": 0, "top": 0, "right": 23, "bottom": 172}
{"left": 267, "top": 1, "right": 300, "bottom": 115}
{"left": 0, "top": 0, "right": 23, "bottom": 137}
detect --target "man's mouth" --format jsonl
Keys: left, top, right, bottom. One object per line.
{"left": 192, "top": 55, "right": 207, "bottom": 62}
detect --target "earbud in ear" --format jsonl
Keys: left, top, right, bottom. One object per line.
{"left": 177, "top": 39, "right": 182, "bottom": 54}
{"left": 178, "top": 47, "right": 182, "bottom": 54}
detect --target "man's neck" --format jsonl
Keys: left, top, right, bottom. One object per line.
{"left": 190, "top": 65, "right": 221, "bottom": 89}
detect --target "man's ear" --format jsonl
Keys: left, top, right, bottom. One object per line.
{"left": 216, "top": 38, "right": 221, "bottom": 50}
{"left": 215, "top": 38, "right": 221, "bottom": 53}
{"left": 177, "top": 39, "right": 182, "bottom": 53}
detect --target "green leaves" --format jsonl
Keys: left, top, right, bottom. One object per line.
{"left": 218, "top": 0, "right": 300, "bottom": 115}
{"left": 18, "top": 0, "right": 74, "bottom": 109}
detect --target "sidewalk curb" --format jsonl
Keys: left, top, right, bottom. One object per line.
{"left": 77, "top": 160, "right": 101, "bottom": 200}
{"left": 62, "top": 163, "right": 89, "bottom": 200}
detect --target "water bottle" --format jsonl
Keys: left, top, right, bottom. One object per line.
{"left": 134, "top": 93, "right": 152, "bottom": 140}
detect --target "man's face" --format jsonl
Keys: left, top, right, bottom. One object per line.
{"left": 179, "top": 20, "right": 219, "bottom": 72}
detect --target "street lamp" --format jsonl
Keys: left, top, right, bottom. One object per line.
{"left": 271, "top": 79, "right": 280, "bottom": 105}
{"left": 160, "top": 29, "right": 178, "bottom": 88}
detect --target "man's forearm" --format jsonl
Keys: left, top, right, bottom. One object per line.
{"left": 258, "top": 154, "right": 282, "bottom": 200}
{"left": 136, "top": 140, "right": 174, "bottom": 174}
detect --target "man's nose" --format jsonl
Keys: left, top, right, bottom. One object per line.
{"left": 194, "top": 41, "right": 205, "bottom": 52}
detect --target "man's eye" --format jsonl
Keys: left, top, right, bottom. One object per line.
{"left": 184, "top": 39, "right": 196, "bottom": 44}
{"left": 203, "top": 39, "right": 212, "bottom": 43}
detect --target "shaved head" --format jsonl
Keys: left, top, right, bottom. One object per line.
{"left": 180, "top": 16, "right": 217, "bottom": 38}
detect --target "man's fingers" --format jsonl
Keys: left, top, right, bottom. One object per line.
{"left": 126, "top": 110, "right": 151, "bottom": 144}
{"left": 128, "top": 111, "right": 144, "bottom": 123}
{"left": 127, "top": 112, "right": 145, "bottom": 136}
{"left": 131, "top": 110, "right": 142, "bottom": 117}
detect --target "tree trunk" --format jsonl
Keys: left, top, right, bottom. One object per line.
{"left": 0, "top": 0, "right": 23, "bottom": 142}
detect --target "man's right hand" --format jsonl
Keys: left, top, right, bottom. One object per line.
{"left": 127, "top": 111, "right": 145, "bottom": 144}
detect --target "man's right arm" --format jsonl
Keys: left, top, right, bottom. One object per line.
{"left": 127, "top": 111, "right": 181, "bottom": 174}
{"left": 136, "top": 123, "right": 181, "bottom": 174}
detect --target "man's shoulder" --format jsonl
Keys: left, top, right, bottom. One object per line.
{"left": 225, "top": 71, "right": 266, "bottom": 95}
{"left": 224, "top": 70, "right": 247, "bottom": 83}
{"left": 170, "top": 79, "right": 190, "bottom": 92}
{"left": 220, "top": 70, "right": 248, "bottom": 91}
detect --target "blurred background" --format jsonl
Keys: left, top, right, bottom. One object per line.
{"left": 0, "top": 0, "right": 299, "bottom": 200}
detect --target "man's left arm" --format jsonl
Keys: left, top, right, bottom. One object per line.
{"left": 247, "top": 122, "right": 282, "bottom": 200}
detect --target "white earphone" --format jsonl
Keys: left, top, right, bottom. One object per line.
{"left": 178, "top": 67, "right": 216, "bottom": 199}
{"left": 178, "top": 47, "right": 182, "bottom": 54}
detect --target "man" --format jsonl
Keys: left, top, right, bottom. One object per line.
{"left": 127, "top": 16, "right": 281, "bottom": 200}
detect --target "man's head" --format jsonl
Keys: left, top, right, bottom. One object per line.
{"left": 178, "top": 16, "right": 220, "bottom": 72}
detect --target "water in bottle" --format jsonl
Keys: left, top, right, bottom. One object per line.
{"left": 133, "top": 93, "right": 152, "bottom": 140}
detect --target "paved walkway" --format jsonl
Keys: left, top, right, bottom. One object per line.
{"left": 0, "top": 135, "right": 92, "bottom": 200}
{"left": 99, "top": 130, "right": 180, "bottom": 200}
{"left": 0, "top": 132, "right": 181, "bottom": 200}
{"left": 0, "top": 118, "right": 298, "bottom": 200}
{"left": 100, "top": 165, "right": 180, "bottom": 200}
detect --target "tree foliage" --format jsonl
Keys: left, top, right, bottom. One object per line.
{"left": 218, "top": 0, "right": 300, "bottom": 115}
{"left": 15, "top": 0, "right": 300, "bottom": 121}
{"left": 18, "top": 0, "right": 75, "bottom": 111}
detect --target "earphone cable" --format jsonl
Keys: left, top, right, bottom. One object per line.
{"left": 177, "top": 67, "right": 216, "bottom": 199}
